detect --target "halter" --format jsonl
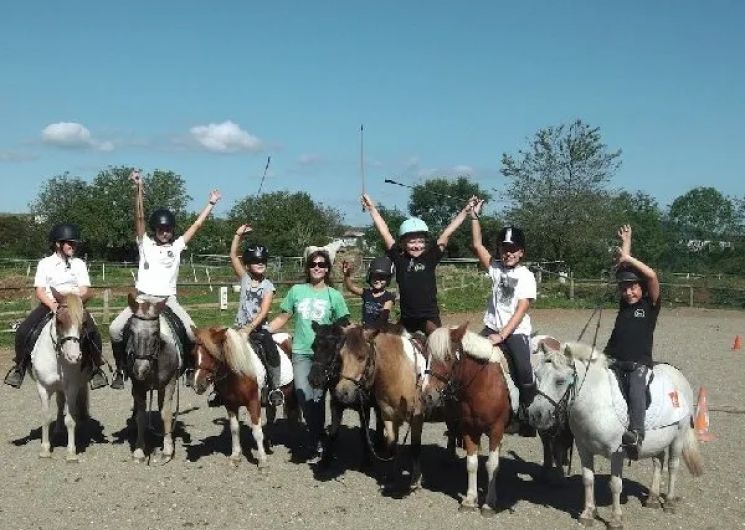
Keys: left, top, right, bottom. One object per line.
{"left": 338, "top": 335, "right": 377, "bottom": 393}
{"left": 50, "top": 303, "right": 81, "bottom": 356}
{"left": 423, "top": 343, "right": 476, "bottom": 403}
{"left": 128, "top": 313, "right": 162, "bottom": 362}
{"left": 194, "top": 346, "right": 229, "bottom": 386}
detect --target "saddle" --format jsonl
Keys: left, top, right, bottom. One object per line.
{"left": 609, "top": 360, "right": 653, "bottom": 410}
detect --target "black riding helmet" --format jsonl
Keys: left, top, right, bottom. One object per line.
{"left": 367, "top": 256, "right": 394, "bottom": 285}
{"left": 243, "top": 243, "right": 269, "bottom": 264}
{"left": 148, "top": 208, "right": 176, "bottom": 232}
{"left": 616, "top": 265, "right": 644, "bottom": 285}
{"left": 497, "top": 226, "right": 526, "bottom": 249}
{"left": 49, "top": 223, "right": 81, "bottom": 244}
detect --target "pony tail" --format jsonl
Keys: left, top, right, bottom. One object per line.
{"left": 681, "top": 421, "right": 704, "bottom": 477}
{"left": 223, "top": 328, "right": 256, "bottom": 377}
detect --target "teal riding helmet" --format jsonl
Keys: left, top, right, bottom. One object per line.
{"left": 398, "top": 218, "right": 429, "bottom": 238}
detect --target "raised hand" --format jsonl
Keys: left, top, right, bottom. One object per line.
{"left": 129, "top": 169, "right": 142, "bottom": 187}
{"left": 341, "top": 260, "right": 353, "bottom": 276}
{"left": 472, "top": 198, "right": 485, "bottom": 218}
{"left": 235, "top": 224, "right": 253, "bottom": 237}
{"left": 360, "top": 193, "right": 375, "bottom": 211}
{"left": 208, "top": 190, "right": 222, "bottom": 204}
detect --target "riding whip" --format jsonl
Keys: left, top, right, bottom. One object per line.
{"left": 256, "top": 155, "right": 272, "bottom": 197}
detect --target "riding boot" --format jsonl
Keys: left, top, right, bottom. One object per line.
{"left": 516, "top": 382, "right": 537, "bottom": 437}
{"left": 267, "top": 364, "right": 285, "bottom": 407}
{"left": 110, "top": 340, "right": 127, "bottom": 390}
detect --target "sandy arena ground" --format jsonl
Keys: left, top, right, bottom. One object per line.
{"left": 0, "top": 307, "right": 743, "bottom": 530}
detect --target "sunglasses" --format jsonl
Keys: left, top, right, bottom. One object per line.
{"left": 309, "top": 261, "right": 329, "bottom": 269}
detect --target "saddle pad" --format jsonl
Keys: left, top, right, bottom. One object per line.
{"left": 245, "top": 342, "right": 293, "bottom": 389}
{"left": 402, "top": 336, "right": 426, "bottom": 378}
{"left": 608, "top": 366, "right": 689, "bottom": 431}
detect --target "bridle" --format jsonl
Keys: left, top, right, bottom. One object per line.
{"left": 193, "top": 344, "right": 229, "bottom": 386}
{"left": 128, "top": 313, "right": 162, "bottom": 362}
{"left": 338, "top": 335, "right": 377, "bottom": 394}
{"left": 50, "top": 303, "right": 81, "bottom": 356}
{"left": 423, "top": 342, "right": 485, "bottom": 403}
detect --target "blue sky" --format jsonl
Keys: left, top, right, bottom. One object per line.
{"left": 1, "top": 1, "right": 743, "bottom": 226}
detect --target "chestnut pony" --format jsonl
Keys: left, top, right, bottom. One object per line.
{"left": 191, "top": 326, "right": 297, "bottom": 468}
{"left": 422, "top": 324, "right": 511, "bottom": 515}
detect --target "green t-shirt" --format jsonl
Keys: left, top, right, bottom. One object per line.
{"left": 280, "top": 283, "right": 350, "bottom": 356}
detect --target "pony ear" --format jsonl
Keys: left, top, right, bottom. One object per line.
{"left": 127, "top": 292, "right": 138, "bottom": 313}
{"left": 563, "top": 343, "right": 576, "bottom": 361}
{"left": 50, "top": 287, "right": 64, "bottom": 304}
{"left": 211, "top": 327, "right": 228, "bottom": 345}
{"left": 450, "top": 322, "right": 468, "bottom": 343}
{"left": 539, "top": 336, "right": 562, "bottom": 354}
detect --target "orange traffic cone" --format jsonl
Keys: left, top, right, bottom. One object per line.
{"left": 694, "top": 386, "right": 715, "bottom": 442}
{"left": 733, "top": 335, "right": 742, "bottom": 351}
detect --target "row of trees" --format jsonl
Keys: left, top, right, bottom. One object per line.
{"left": 1, "top": 119, "right": 743, "bottom": 276}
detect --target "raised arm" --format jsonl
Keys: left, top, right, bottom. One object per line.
{"left": 436, "top": 196, "right": 476, "bottom": 249}
{"left": 229, "top": 224, "right": 251, "bottom": 278}
{"left": 469, "top": 198, "right": 491, "bottom": 269}
{"left": 341, "top": 260, "right": 364, "bottom": 296}
{"left": 182, "top": 190, "right": 221, "bottom": 244}
{"left": 361, "top": 194, "right": 395, "bottom": 250}
{"left": 130, "top": 170, "right": 145, "bottom": 238}
{"left": 266, "top": 312, "right": 291, "bottom": 333}
{"left": 617, "top": 225, "right": 661, "bottom": 305}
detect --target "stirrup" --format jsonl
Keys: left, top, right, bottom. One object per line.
{"left": 89, "top": 368, "right": 109, "bottom": 390}
{"left": 268, "top": 388, "right": 285, "bottom": 407}
{"left": 3, "top": 367, "right": 24, "bottom": 389}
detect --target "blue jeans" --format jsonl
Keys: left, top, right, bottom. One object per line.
{"left": 292, "top": 354, "right": 326, "bottom": 446}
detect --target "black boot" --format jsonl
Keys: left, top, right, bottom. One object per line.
{"left": 517, "top": 382, "right": 538, "bottom": 437}
{"left": 110, "top": 340, "right": 126, "bottom": 390}
{"left": 267, "top": 365, "right": 285, "bottom": 407}
{"left": 3, "top": 365, "right": 25, "bottom": 389}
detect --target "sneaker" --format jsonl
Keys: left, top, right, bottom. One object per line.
{"left": 307, "top": 442, "right": 325, "bottom": 465}
{"left": 110, "top": 370, "right": 125, "bottom": 390}
{"left": 268, "top": 388, "right": 285, "bottom": 407}
{"left": 89, "top": 368, "right": 109, "bottom": 390}
{"left": 3, "top": 367, "right": 24, "bottom": 389}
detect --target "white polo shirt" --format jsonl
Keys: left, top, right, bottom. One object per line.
{"left": 34, "top": 254, "right": 91, "bottom": 299}
{"left": 135, "top": 233, "right": 186, "bottom": 297}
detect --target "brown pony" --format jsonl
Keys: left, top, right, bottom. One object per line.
{"left": 191, "top": 326, "right": 296, "bottom": 468}
{"left": 335, "top": 324, "right": 425, "bottom": 491}
{"left": 422, "top": 324, "right": 511, "bottom": 515}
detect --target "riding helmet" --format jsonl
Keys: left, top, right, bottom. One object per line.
{"left": 398, "top": 217, "right": 429, "bottom": 238}
{"left": 49, "top": 223, "right": 81, "bottom": 244}
{"left": 243, "top": 243, "right": 269, "bottom": 264}
{"left": 616, "top": 265, "right": 643, "bottom": 284}
{"left": 367, "top": 256, "right": 395, "bottom": 284}
{"left": 498, "top": 226, "right": 526, "bottom": 249}
{"left": 148, "top": 208, "right": 176, "bottom": 232}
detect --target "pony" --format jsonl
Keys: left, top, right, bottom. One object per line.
{"left": 125, "top": 294, "right": 180, "bottom": 463}
{"left": 308, "top": 321, "right": 380, "bottom": 467}
{"left": 31, "top": 288, "right": 91, "bottom": 461}
{"left": 303, "top": 240, "right": 345, "bottom": 265}
{"left": 191, "top": 326, "right": 297, "bottom": 468}
{"left": 333, "top": 324, "right": 425, "bottom": 491}
{"left": 528, "top": 340, "right": 704, "bottom": 528}
{"left": 421, "top": 324, "right": 511, "bottom": 514}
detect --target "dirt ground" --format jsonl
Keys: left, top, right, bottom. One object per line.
{"left": 0, "top": 308, "right": 743, "bottom": 530}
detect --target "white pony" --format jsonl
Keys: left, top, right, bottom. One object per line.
{"left": 31, "top": 289, "right": 91, "bottom": 462}
{"left": 303, "top": 240, "right": 345, "bottom": 265}
{"left": 528, "top": 339, "right": 703, "bottom": 528}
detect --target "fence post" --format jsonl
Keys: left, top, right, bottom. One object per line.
{"left": 689, "top": 286, "right": 694, "bottom": 308}
{"left": 103, "top": 288, "right": 111, "bottom": 324}
{"left": 569, "top": 273, "right": 575, "bottom": 300}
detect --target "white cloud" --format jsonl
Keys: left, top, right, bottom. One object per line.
{"left": 416, "top": 164, "right": 475, "bottom": 179}
{"left": 0, "top": 150, "right": 37, "bottom": 162}
{"left": 189, "top": 121, "right": 263, "bottom": 153}
{"left": 297, "top": 153, "right": 325, "bottom": 167}
{"left": 41, "top": 122, "right": 113, "bottom": 151}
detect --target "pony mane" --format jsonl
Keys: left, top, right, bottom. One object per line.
{"left": 428, "top": 328, "right": 506, "bottom": 364}
{"left": 223, "top": 328, "right": 257, "bottom": 377}
{"left": 59, "top": 292, "right": 84, "bottom": 329}
{"left": 546, "top": 341, "right": 607, "bottom": 369}
{"left": 427, "top": 327, "right": 455, "bottom": 362}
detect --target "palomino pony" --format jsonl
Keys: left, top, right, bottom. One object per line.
{"left": 125, "top": 294, "right": 180, "bottom": 463}
{"left": 191, "top": 326, "right": 297, "bottom": 468}
{"left": 333, "top": 324, "right": 425, "bottom": 490}
{"left": 308, "top": 321, "right": 380, "bottom": 467}
{"left": 422, "top": 324, "right": 512, "bottom": 515}
{"left": 31, "top": 289, "right": 91, "bottom": 461}
{"left": 528, "top": 340, "right": 703, "bottom": 528}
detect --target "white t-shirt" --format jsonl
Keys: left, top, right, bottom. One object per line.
{"left": 135, "top": 234, "right": 186, "bottom": 297}
{"left": 483, "top": 261, "right": 537, "bottom": 336}
{"left": 34, "top": 254, "right": 91, "bottom": 299}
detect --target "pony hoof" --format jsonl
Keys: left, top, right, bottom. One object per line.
{"left": 662, "top": 500, "right": 677, "bottom": 514}
{"left": 608, "top": 518, "right": 623, "bottom": 530}
{"left": 229, "top": 458, "right": 240, "bottom": 468}
{"left": 480, "top": 506, "right": 497, "bottom": 518}
{"left": 578, "top": 516, "right": 595, "bottom": 527}
{"left": 65, "top": 454, "right": 79, "bottom": 463}
{"left": 458, "top": 502, "right": 479, "bottom": 513}
{"left": 38, "top": 450, "right": 52, "bottom": 459}
{"left": 132, "top": 449, "right": 146, "bottom": 464}
{"left": 644, "top": 495, "right": 662, "bottom": 509}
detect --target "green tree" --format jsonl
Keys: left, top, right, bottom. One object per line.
{"left": 229, "top": 191, "right": 343, "bottom": 256}
{"left": 610, "top": 191, "right": 668, "bottom": 266}
{"left": 0, "top": 214, "right": 46, "bottom": 258}
{"left": 501, "top": 120, "right": 622, "bottom": 274}
{"left": 408, "top": 177, "right": 493, "bottom": 257}
{"left": 667, "top": 187, "right": 738, "bottom": 240}
{"left": 363, "top": 205, "right": 407, "bottom": 254}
